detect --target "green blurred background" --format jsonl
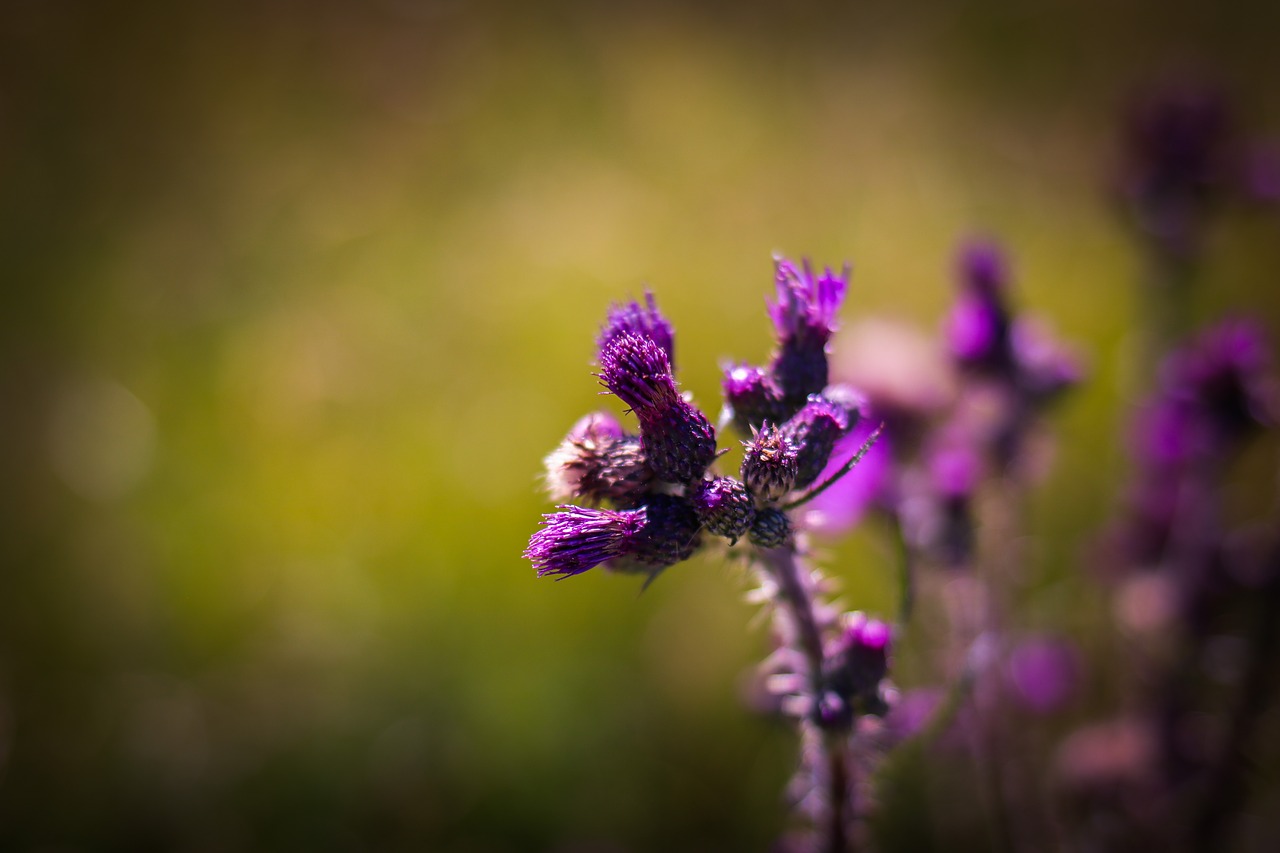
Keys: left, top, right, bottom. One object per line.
{"left": 2, "top": 0, "right": 1279, "bottom": 850}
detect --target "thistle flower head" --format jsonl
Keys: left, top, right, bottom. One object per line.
{"left": 1165, "top": 318, "right": 1273, "bottom": 437}
{"left": 742, "top": 423, "right": 799, "bottom": 503}
{"left": 598, "top": 290, "right": 676, "bottom": 369}
{"left": 768, "top": 255, "right": 850, "bottom": 405}
{"left": 623, "top": 493, "right": 703, "bottom": 569}
{"left": 689, "top": 476, "right": 755, "bottom": 542}
{"left": 543, "top": 412, "right": 653, "bottom": 507}
{"left": 948, "top": 240, "right": 1012, "bottom": 368}
{"left": 827, "top": 614, "right": 892, "bottom": 698}
{"left": 721, "top": 363, "right": 787, "bottom": 434}
{"left": 525, "top": 505, "right": 648, "bottom": 578}
{"left": 597, "top": 331, "right": 680, "bottom": 414}
{"left": 815, "top": 611, "right": 892, "bottom": 728}
{"left": 768, "top": 255, "right": 848, "bottom": 345}
{"left": 781, "top": 395, "right": 852, "bottom": 489}
{"left": 597, "top": 327, "right": 716, "bottom": 485}
{"left": 748, "top": 507, "right": 792, "bottom": 548}
{"left": 1120, "top": 84, "right": 1229, "bottom": 257}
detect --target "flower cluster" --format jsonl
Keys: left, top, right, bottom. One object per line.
{"left": 525, "top": 258, "right": 895, "bottom": 849}
{"left": 527, "top": 263, "right": 873, "bottom": 580}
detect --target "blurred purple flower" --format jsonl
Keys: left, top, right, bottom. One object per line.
{"left": 947, "top": 240, "right": 1012, "bottom": 369}
{"left": 799, "top": 413, "right": 893, "bottom": 536}
{"left": 1006, "top": 636, "right": 1083, "bottom": 715}
{"left": 1119, "top": 84, "right": 1230, "bottom": 259}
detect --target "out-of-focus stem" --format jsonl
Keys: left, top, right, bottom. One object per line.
{"left": 890, "top": 512, "right": 915, "bottom": 629}
{"left": 759, "top": 546, "right": 854, "bottom": 852}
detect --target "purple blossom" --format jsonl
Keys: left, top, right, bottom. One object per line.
{"left": 525, "top": 505, "right": 648, "bottom": 578}
{"left": 598, "top": 290, "right": 676, "bottom": 369}
{"left": 597, "top": 331, "right": 681, "bottom": 413}
{"left": 742, "top": 423, "right": 799, "bottom": 503}
{"left": 782, "top": 396, "right": 851, "bottom": 489}
{"left": 721, "top": 363, "right": 787, "bottom": 434}
{"left": 1164, "top": 318, "right": 1273, "bottom": 439}
{"left": 1119, "top": 85, "right": 1230, "bottom": 259}
{"left": 1006, "top": 636, "right": 1082, "bottom": 715}
{"left": 624, "top": 494, "right": 702, "bottom": 569}
{"left": 598, "top": 331, "right": 717, "bottom": 484}
{"left": 819, "top": 612, "right": 893, "bottom": 727}
{"left": 947, "top": 240, "right": 1012, "bottom": 370}
{"left": 768, "top": 255, "right": 850, "bottom": 405}
{"left": 689, "top": 476, "right": 755, "bottom": 543}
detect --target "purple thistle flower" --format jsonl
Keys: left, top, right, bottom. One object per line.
{"left": 598, "top": 332, "right": 717, "bottom": 484}
{"left": 819, "top": 612, "right": 893, "bottom": 727}
{"left": 543, "top": 412, "right": 653, "bottom": 507}
{"left": 768, "top": 255, "right": 850, "bottom": 405}
{"left": 721, "top": 363, "right": 788, "bottom": 434}
{"left": 782, "top": 395, "right": 852, "bottom": 489}
{"left": 598, "top": 290, "right": 676, "bottom": 369}
{"left": 742, "top": 423, "right": 800, "bottom": 503}
{"left": 689, "top": 476, "right": 755, "bottom": 543}
{"left": 947, "top": 240, "right": 1012, "bottom": 370}
{"left": 610, "top": 493, "right": 703, "bottom": 572}
{"left": 1011, "top": 317, "right": 1084, "bottom": 402}
{"left": 1006, "top": 636, "right": 1082, "bottom": 715}
{"left": 1164, "top": 318, "right": 1273, "bottom": 439}
{"left": 598, "top": 331, "right": 681, "bottom": 413}
{"left": 525, "top": 505, "right": 648, "bottom": 578}
{"left": 749, "top": 507, "right": 792, "bottom": 548}
{"left": 1119, "top": 84, "right": 1229, "bottom": 259}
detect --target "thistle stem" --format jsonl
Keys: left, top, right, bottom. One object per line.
{"left": 759, "top": 546, "right": 855, "bottom": 852}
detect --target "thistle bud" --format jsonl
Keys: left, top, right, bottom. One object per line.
{"left": 689, "top": 476, "right": 755, "bottom": 543}
{"left": 741, "top": 424, "right": 799, "bottom": 503}
{"left": 598, "top": 332, "right": 717, "bottom": 485}
{"left": 722, "top": 364, "right": 786, "bottom": 434}
{"left": 749, "top": 507, "right": 792, "bottom": 549}
{"left": 819, "top": 612, "right": 892, "bottom": 725}
{"left": 598, "top": 290, "right": 676, "bottom": 369}
{"left": 627, "top": 494, "right": 702, "bottom": 569}
{"left": 781, "top": 396, "right": 850, "bottom": 489}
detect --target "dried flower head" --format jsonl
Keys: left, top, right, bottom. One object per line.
{"left": 543, "top": 412, "right": 653, "bottom": 507}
